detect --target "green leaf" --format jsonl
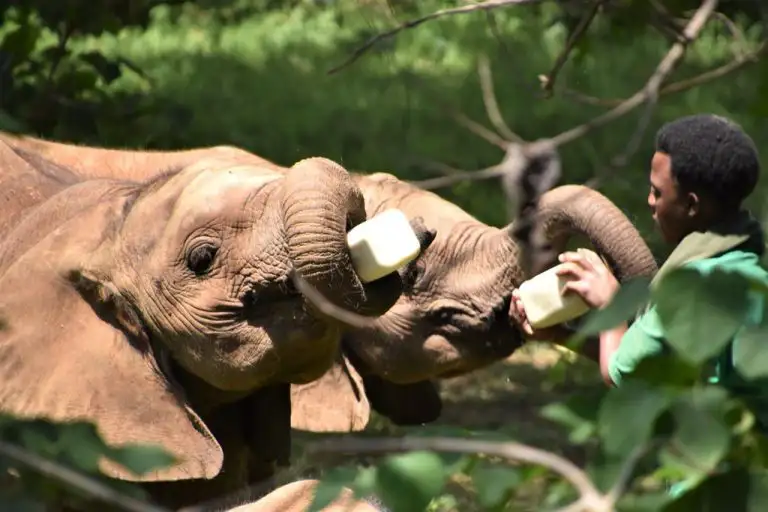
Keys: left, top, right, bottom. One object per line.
{"left": 733, "top": 323, "right": 768, "bottom": 380}
{"left": 659, "top": 386, "right": 731, "bottom": 484}
{"left": 375, "top": 451, "right": 447, "bottom": 512}
{"left": 56, "top": 422, "right": 108, "bottom": 473}
{"left": 598, "top": 379, "right": 675, "bottom": 456}
{"left": 471, "top": 466, "right": 520, "bottom": 511}
{"left": 0, "top": 109, "right": 27, "bottom": 133}
{"left": 631, "top": 353, "right": 701, "bottom": 387}
{"left": 575, "top": 276, "right": 651, "bottom": 337}
{"left": 0, "top": 23, "right": 42, "bottom": 67}
{"left": 307, "top": 467, "right": 358, "bottom": 512}
{"left": 540, "top": 392, "right": 602, "bottom": 444}
{"left": 654, "top": 267, "right": 751, "bottom": 365}
{"left": 78, "top": 51, "right": 123, "bottom": 84}
{"left": 107, "top": 444, "right": 177, "bottom": 476}
{"left": 663, "top": 467, "right": 768, "bottom": 511}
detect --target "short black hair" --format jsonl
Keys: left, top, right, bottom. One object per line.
{"left": 655, "top": 113, "right": 761, "bottom": 210}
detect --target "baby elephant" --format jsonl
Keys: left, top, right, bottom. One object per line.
{"left": 0, "top": 137, "right": 435, "bottom": 509}
{"left": 291, "top": 171, "right": 658, "bottom": 429}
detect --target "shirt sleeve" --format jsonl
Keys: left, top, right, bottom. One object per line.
{"left": 607, "top": 305, "right": 667, "bottom": 386}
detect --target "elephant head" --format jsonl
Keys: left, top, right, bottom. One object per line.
{"left": 292, "top": 173, "right": 658, "bottom": 429}
{"left": 0, "top": 155, "right": 429, "bottom": 488}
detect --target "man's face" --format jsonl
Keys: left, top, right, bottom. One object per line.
{"left": 648, "top": 151, "right": 695, "bottom": 246}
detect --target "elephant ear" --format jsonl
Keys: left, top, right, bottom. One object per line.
{"left": 0, "top": 189, "right": 223, "bottom": 482}
{"left": 360, "top": 374, "right": 443, "bottom": 426}
{"left": 290, "top": 352, "right": 370, "bottom": 432}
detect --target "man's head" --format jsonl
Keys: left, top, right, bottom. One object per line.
{"left": 648, "top": 113, "right": 761, "bottom": 245}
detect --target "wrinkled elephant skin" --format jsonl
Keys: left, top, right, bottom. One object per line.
{"left": 0, "top": 137, "right": 421, "bottom": 509}
{"left": 291, "top": 172, "right": 659, "bottom": 429}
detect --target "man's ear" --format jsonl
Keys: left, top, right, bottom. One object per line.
{"left": 685, "top": 191, "right": 700, "bottom": 218}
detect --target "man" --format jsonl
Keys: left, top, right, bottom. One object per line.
{"left": 512, "top": 113, "right": 767, "bottom": 391}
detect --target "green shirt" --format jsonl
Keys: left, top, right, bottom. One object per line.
{"left": 609, "top": 249, "right": 768, "bottom": 410}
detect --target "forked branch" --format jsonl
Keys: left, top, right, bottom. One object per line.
{"left": 305, "top": 435, "right": 645, "bottom": 512}
{"left": 409, "top": 0, "right": 721, "bottom": 192}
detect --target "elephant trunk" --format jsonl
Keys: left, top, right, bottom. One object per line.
{"left": 503, "top": 184, "right": 658, "bottom": 282}
{"left": 280, "top": 157, "right": 372, "bottom": 315}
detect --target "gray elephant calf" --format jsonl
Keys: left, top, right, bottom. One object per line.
{"left": 291, "top": 171, "right": 659, "bottom": 430}
{"left": 0, "top": 136, "right": 434, "bottom": 509}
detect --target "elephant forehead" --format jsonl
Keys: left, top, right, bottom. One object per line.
{"left": 172, "top": 167, "right": 282, "bottom": 221}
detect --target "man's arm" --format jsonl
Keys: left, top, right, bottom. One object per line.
{"left": 605, "top": 305, "right": 667, "bottom": 387}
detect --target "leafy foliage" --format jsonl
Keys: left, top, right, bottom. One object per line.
{"left": 0, "top": 0, "right": 181, "bottom": 141}
{"left": 307, "top": 266, "right": 768, "bottom": 511}
{"left": 0, "top": 415, "right": 176, "bottom": 510}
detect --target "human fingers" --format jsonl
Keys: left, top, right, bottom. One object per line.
{"left": 554, "top": 261, "right": 587, "bottom": 280}
{"left": 559, "top": 251, "right": 595, "bottom": 272}
{"left": 561, "top": 279, "right": 590, "bottom": 297}
{"left": 578, "top": 248, "right": 610, "bottom": 274}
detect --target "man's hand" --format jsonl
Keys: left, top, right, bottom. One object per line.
{"left": 556, "top": 248, "right": 620, "bottom": 309}
{"left": 510, "top": 248, "right": 620, "bottom": 342}
{"left": 510, "top": 289, "right": 567, "bottom": 342}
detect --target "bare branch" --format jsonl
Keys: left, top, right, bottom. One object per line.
{"left": 327, "top": 0, "right": 545, "bottom": 75}
{"left": 547, "top": 0, "right": 721, "bottom": 148}
{"left": 304, "top": 435, "right": 610, "bottom": 511}
{"left": 0, "top": 440, "right": 169, "bottom": 512}
{"left": 712, "top": 11, "right": 749, "bottom": 58}
{"left": 452, "top": 110, "right": 510, "bottom": 149}
{"left": 539, "top": 0, "right": 605, "bottom": 97}
{"left": 561, "top": 38, "right": 766, "bottom": 108}
{"left": 477, "top": 54, "right": 522, "bottom": 142}
{"left": 411, "top": 0, "right": 721, "bottom": 194}
{"left": 407, "top": 163, "right": 504, "bottom": 190}
{"left": 605, "top": 443, "right": 657, "bottom": 508}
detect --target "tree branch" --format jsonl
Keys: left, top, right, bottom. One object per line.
{"left": 409, "top": 0, "right": 721, "bottom": 195}
{"left": 0, "top": 440, "right": 169, "bottom": 512}
{"left": 327, "top": 0, "right": 545, "bottom": 75}
{"left": 546, "top": 0, "right": 720, "bottom": 148}
{"left": 305, "top": 435, "right": 610, "bottom": 512}
{"left": 477, "top": 54, "right": 522, "bottom": 142}
{"left": 539, "top": 0, "right": 605, "bottom": 97}
{"left": 561, "top": 39, "right": 766, "bottom": 108}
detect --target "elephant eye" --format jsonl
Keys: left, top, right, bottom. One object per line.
{"left": 402, "top": 260, "right": 425, "bottom": 289}
{"left": 187, "top": 244, "right": 218, "bottom": 275}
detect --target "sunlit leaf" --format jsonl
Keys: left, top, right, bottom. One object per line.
{"left": 598, "top": 379, "right": 675, "bottom": 456}
{"left": 375, "top": 451, "right": 446, "bottom": 512}
{"left": 307, "top": 467, "right": 358, "bottom": 512}
{"left": 472, "top": 466, "right": 520, "bottom": 511}
{"left": 654, "top": 267, "right": 751, "bottom": 364}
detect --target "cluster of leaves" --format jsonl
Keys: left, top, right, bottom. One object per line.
{"left": 308, "top": 264, "right": 768, "bottom": 511}
{"left": 0, "top": 0, "right": 185, "bottom": 141}
{"left": 0, "top": 415, "right": 176, "bottom": 510}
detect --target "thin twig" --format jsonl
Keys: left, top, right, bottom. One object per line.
{"left": 452, "top": 110, "right": 510, "bottom": 149}
{"left": 712, "top": 11, "right": 748, "bottom": 58}
{"left": 327, "top": 0, "right": 544, "bottom": 75}
{"left": 547, "top": 0, "right": 720, "bottom": 148}
{"left": 539, "top": 0, "right": 605, "bottom": 97}
{"left": 0, "top": 440, "right": 169, "bottom": 512}
{"left": 407, "top": 163, "right": 504, "bottom": 189}
{"left": 305, "top": 435, "right": 609, "bottom": 511}
{"left": 561, "top": 40, "right": 766, "bottom": 108}
{"left": 477, "top": 54, "right": 522, "bottom": 142}
{"left": 604, "top": 443, "right": 656, "bottom": 507}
